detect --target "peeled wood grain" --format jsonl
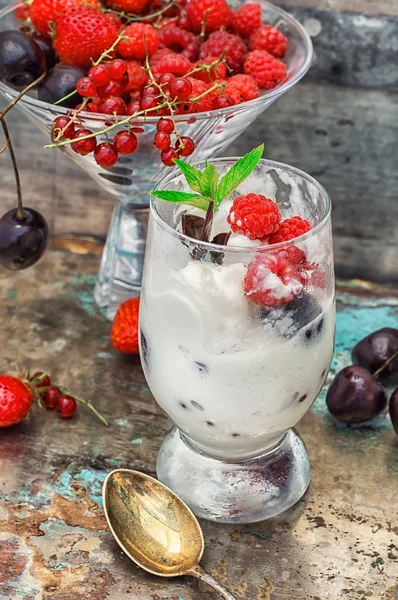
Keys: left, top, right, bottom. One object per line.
{"left": 274, "top": 0, "right": 398, "bottom": 17}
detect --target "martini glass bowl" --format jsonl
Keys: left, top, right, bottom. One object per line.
{"left": 0, "top": 0, "right": 312, "bottom": 317}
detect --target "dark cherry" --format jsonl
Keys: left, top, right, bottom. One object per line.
{"left": 0, "top": 30, "right": 45, "bottom": 89}
{"left": 38, "top": 64, "right": 87, "bottom": 108}
{"left": 31, "top": 371, "right": 51, "bottom": 389}
{"left": 32, "top": 35, "right": 56, "bottom": 71}
{"left": 352, "top": 328, "right": 398, "bottom": 379}
{"left": 326, "top": 365, "right": 387, "bottom": 424}
{"left": 43, "top": 386, "right": 61, "bottom": 409}
{"left": 0, "top": 208, "right": 49, "bottom": 270}
{"left": 57, "top": 394, "right": 77, "bottom": 418}
{"left": 389, "top": 388, "right": 398, "bottom": 435}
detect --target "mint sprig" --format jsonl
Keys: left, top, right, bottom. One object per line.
{"left": 151, "top": 144, "right": 264, "bottom": 211}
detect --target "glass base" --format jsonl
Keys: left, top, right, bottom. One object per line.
{"left": 94, "top": 203, "right": 148, "bottom": 319}
{"left": 157, "top": 428, "right": 310, "bottom": 524}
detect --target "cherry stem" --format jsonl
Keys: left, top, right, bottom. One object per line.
{"left": 0, "top": 117, "right": 24, "bottom": 220}
{"left": 60, "top": 387, "right": 109, "bottom": 426}
{"left": 0, "top": 71, "right": 46, "bottom": 120}
{"left": 372, "top": 350, "right": 398, "bottom": 380}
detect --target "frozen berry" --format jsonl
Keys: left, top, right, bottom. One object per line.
{"left": 89, "top": 63, "right": 111, "bottom": 87}
{"left": 200, "top": 31, "right": 246, "bottom": 73}
{"left": 169, "top": 77, "right": 192, "bottom": 100}
{"left": 53, "top": 116, "right": 75, "bottom": 140}
{"left": 117, "top": 23, "right": 159, "bottom": 60}
{"left": 154, "top": 131, "right": 171, "bottom": 151}
{"left": 352, "top": 328, "right": 398, "bottom": 379}
{"left": 157, "top": 117, "right": 174, "bottom": 134}
{"left": 71, "top": 129, "right": 97, "bottom": 155}
{"left": 244, "top": 50, "right": 287, "bottom": 89}
{"left": 0, "top": 30, "right": 46, "bottom": 90}
{"left": 389, "top": 388, "right": 398, "bottom": 435}
{"left": 113, "top": 130, "right": 138, "bottom": 155}
{"left": 57, "top": 394, "right": 77, "bottom": 418}
{"left": 232, "top": 3, "right": 262, "bottom": 38}
{"left": 94, "top": 143, "right": 119, "bottom": 168}
{"left": 269, "top": 217, "right": 312, "bottom": 244}
{"left": 250, "top": 25, "right": 288, "bottom": 59}
{"left": 0, "top": 208, "right": 49, "bottom": 270}
{"left": 228, "top": 193, "right": 281, "bottom": 240}
{"left": 186, "top": 0, "right": 232, "bottom": 33}
{"left": 326, "top": 366, "right": 387, "bottom": 424}
{"left": 161, "top": 147, "right": 179, "bottom": 166}
{"left": 244, "top": 252, "right": 305, "bottom": 307}
{"left": 108, "top": 58, "right": 127, "bottom": 80}
{"left": 176, "top": 136, "right": 195, "bottom": 156}
{"left": 76, "top": 76, "right": 97, "bottom": 97}
{"left": 43, "top": 386, "right": 61, "bottom": 409}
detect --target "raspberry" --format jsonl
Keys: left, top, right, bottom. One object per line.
{"left": 151, "top": 52, "right": 191, "bottom": 77}
{"left": 104, "top": 0, "right": 149, "bottom": 13}
{"left": 225, "top": 74, "right": 259, "bottom": 102}
{"left": 124, "top": 60, "right": 147, "bottom": 91}
{"left": 117, "top": 23, "right": 159, "bottom": 60}
{"left": 227, "top": 193, "right": 281, "bottom": 240}
{"left": 244, "top": 252, "right": 305, "bottom": 307}
{"left": 192, "top": 57, "right": 227, "bottom": 82}
{"left": 159, "top": 25, "right": 200, "bottom": 62}
{"left": 250, "top": 25, "right": 288, "bottom": 58}
{"left": 200, "top": 31, "right": 246, "bottom": 74}
{"left": 269, "top": 217, "right": 311, "bottom": 244}
{"left": 186, "top": 0, "right": 232, "bottom": 33}
{"left": 232, "top": 3, "right": 262, "bottom": 38}
{"left": 149, "top": 47, "right": 174, "bottom": 68}
{"left": 244, "top": 50, "right": 287, "bottom": 89}
{"left": 212, "top": 93, "right": 235, "bottom": 108}
{"left": 186, "top": 77, "right": 213, "bottom": 111}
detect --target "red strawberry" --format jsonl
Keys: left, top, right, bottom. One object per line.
{"left": 54, "top": 6, "right": 120, "bottom": 68}
{"left": 0, "top": 375, "right": 32, "bottom": 428}
{"left": 111, "top": 297, "right": 140, "bottom": 354}
{"left": 29, "top": 0, "right": 99, "bottom": 38}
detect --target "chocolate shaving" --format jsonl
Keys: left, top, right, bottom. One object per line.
{"left": 199, "top": 201, "right": 214, "bottom": 242}
{"left": 211, "top": 231, "right": 231, "bottom": 246}
{"left": 181, "top": 214, "right": 205, "bottom": 239}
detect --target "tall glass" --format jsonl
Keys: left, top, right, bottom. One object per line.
{"left": 140, "top": 159, "right": 335, "bottom": 523}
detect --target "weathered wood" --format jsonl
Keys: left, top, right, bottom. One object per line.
{"left": 0, "top": 251, "right": 397, "bottom": 599}
{"left": 276, "top": 0, "right": 398, "bottom": 17}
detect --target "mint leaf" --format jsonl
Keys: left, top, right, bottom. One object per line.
{"left": 215, "top": 144, "right": 264, "bottom": 204}
{"left": 200, "top": 161, "right": 219, "bottom": 200}
{"left": 151, "top": 190, "right": 211, "bottom": 211}
{"left": 173, "top": 159, "right": 202, "bottom": 192}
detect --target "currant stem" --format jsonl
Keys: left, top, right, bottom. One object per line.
{"left": 0, "top": 71, "right": 46, "bottom": 120}
{"left": 1, "top": 117, "right": 24, "bottom": 220}
{"left": 60, "top": 387, "right": 109, "bottom": 426}
{"left": 103, "top": 0, "right": 176, "bottom": 23}
{"left": 372, "top": 350, "right": 398, "bottom": 380}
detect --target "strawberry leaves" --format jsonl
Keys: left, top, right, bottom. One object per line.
{"left": 151, "top": 144, "right": 264, "bottom": 211}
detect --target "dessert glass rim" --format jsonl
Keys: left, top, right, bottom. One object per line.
{"left": 150, "top": 157, "right": 332, "bottom": 253}
{"left": 0, "top": 0, "right": 313, "bottom": 123}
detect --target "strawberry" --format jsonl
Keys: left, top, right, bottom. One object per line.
{"left": 111, "top": 297, "right": 140, "bottom": 354}
{"left": 0, "top": 375, "right": 32, "bottom": 428}
{"left": 54, "top": 6, "right": 120, "bottom": 68}
{"left": 29, "top": 0, "right": 99, "bottom": 38}
{"left": 103, "top": 0, "right": 150, "bottom": 15}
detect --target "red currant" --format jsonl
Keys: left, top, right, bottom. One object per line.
{"left": 176, "top": 136, "right": 195, "bottom": 156}
{"left": 177, "top": 12, "right": 191, "bottom": 30}
{"left": 108, "top": 59, "right": 127, "bottom": 80}
{"left": 57, "top": 394, "right": 77, "bottom": 418}
{"left": 87, "top": 98, "right": 101, "bottom": 113}
{"left": 94, "top": 143, "right": 119, "bottom": 168}
{"left": 159, "top": 73, "right": 176, "bottom": 91}
{"left": 161, "top": 148, "right": 179, "bottom": 166}
{"left": 99, "top": 96, "right": 126, "bottom": 115}
{"left": 98, "top": 80, "right": 125, "bottom": 98}
{"left": 170, "top": 77, "right": 192, "bottom": 100}
{"left": 76, "top": 77, "right": 97, "bottom": 98}
{"left": 53, "top": 116, "right": 75, "bottom": 139}
{"left": 177, "top": 101, "right": 195, "bottom": 114}
{"left": 127, "top": 101, "right": 140, "bottom": 115}
{"left": 43, "top": 386, "right": 61, "bottom": 409}
{"left": 89, "top": 64, "right": 111, "bottom": 87}
{"left": 31, "top": 371, "right": 51, "bottom": 388}
{"left": 154, "top": 131, "right": 171, "bottom": 151}
{"left": 140, "top": 95, "right": 158, "bottom": 111}
{"left": 157, "top": 117, "right": 174, "bottom": 134}
{"left": 71, "top": 129, "right": 97, "bottom": 155}
{"left": 213, "top": 94, "right": 235, "bottom": 108}
{"left": 142, "top": 85, "right": 157, "bottom": 97}
{"left": 113, "top": 130, "right": 138, "bottom": 155}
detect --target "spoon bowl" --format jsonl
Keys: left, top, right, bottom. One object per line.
{"left": 103, "top": 469, "right": 238, "bottom": 599}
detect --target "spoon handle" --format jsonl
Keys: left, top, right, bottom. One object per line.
{"left": 188, "top": 565, "right": 238, "bottom": 600}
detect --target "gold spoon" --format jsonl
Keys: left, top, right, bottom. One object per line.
{"left": 103, "top": 469, "right": 238, "bottom": 600}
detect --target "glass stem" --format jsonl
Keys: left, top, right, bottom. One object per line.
{"left": 1, "top": 117, "right": 24, "bottom": 220}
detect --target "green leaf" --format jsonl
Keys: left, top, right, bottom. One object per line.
{"left": 173, "top": 159, "right": 203, "bottom": 192}
{"left": 200, "top": 161, "right": 219, "bottom": 200}
{"left": 215, "top": 144, "right": 264, "bottom": 204}
{"left": 151, "top": 190, "right": 211, "bottom": 211}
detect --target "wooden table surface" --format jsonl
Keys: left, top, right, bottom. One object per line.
{"left": 0, "top": 250, "right": 397, "bottom": 600}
